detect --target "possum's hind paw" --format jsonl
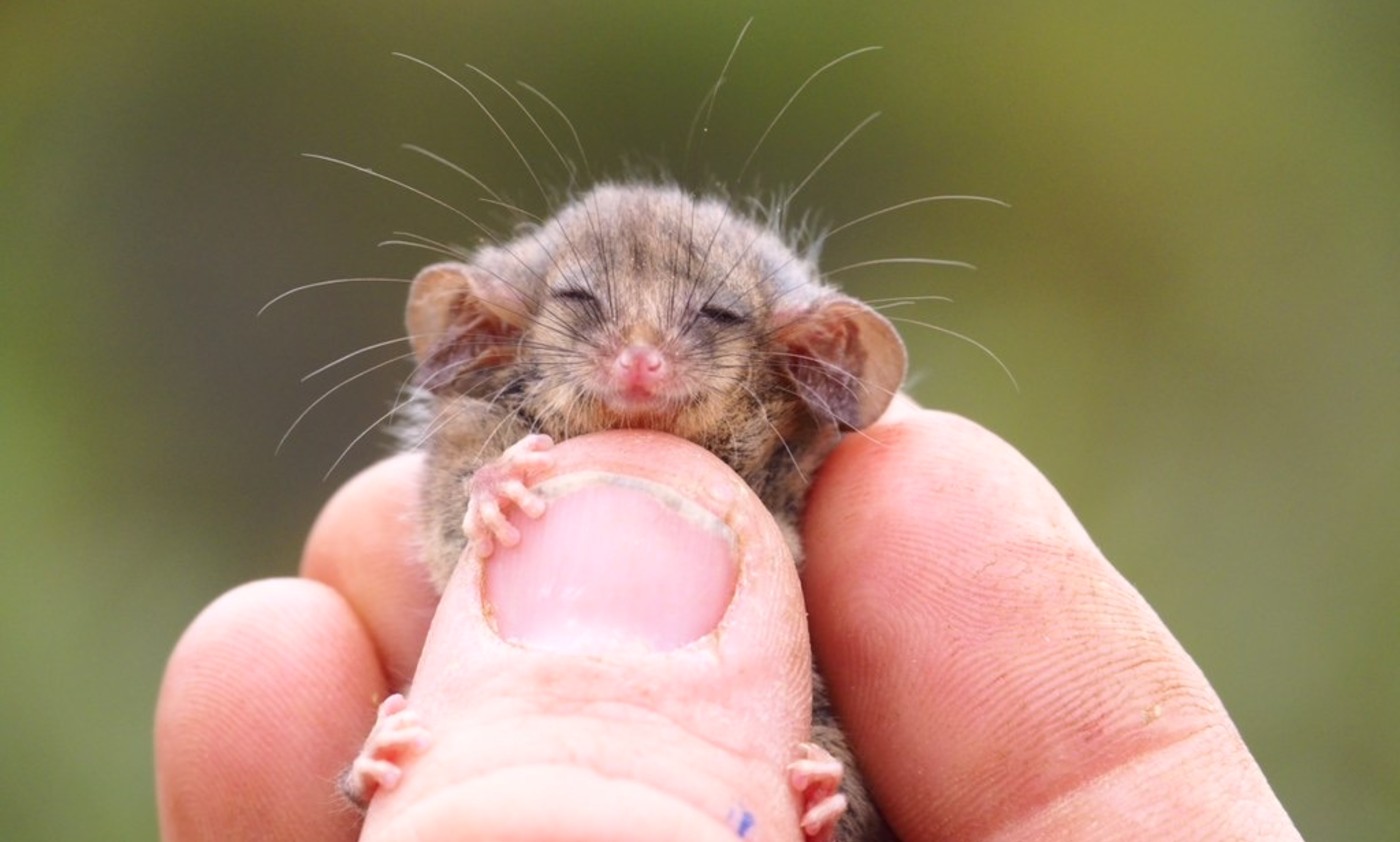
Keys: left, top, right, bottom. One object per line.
{"left": 788, "top": 741, "right": 848, "bottom": 842}
{"left": 463, "top": 433, "right": 555, "bottom": 558}
{"left": 340, "top": 694, "right": 430, "bottom": 809}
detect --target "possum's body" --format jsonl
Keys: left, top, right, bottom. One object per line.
{"left": 368, "top": 182, "right": 906, "bottom": 840}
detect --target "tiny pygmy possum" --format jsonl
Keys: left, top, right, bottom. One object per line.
{"left": 290, "top": 25, "right": 999, "bottom": 841}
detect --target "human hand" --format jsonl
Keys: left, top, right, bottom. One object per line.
{"left": 155, "top": 403, "right": 1301, "bottom": 840}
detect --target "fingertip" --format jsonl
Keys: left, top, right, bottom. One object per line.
{"left": 156, "top": 579, "right": 381, "bottom": 842}
{"left": 803, "top": 410, "right": 1284, "bottom": 839}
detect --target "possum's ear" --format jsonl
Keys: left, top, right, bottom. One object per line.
{"left": 406, "top": 262, "right": 530, "bottom": 392}
{"left": 775, "top": 296, "right": 907, "bottom": 430}
{"left": 406, "top": 262, "right": 529, "bottom": 360}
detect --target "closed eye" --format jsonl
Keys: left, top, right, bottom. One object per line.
{"left": 553, "top": 287, "right": 599, "bottom": 306}
{"left": 699, "top": 305, "right": 745, "bottom": 326}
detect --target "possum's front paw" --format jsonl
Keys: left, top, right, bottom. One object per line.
{"left": 340, "top": 694, "right": 430, "bottom": 809}
{"left": 789, "top": 741, "right": 849, "bottom": 842}
{"left": 463, "top": 433, "right": 555, "bottom": 558}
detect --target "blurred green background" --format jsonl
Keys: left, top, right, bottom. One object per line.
{"left": 3, "top": 0, "right": 1396, "bottom": 838}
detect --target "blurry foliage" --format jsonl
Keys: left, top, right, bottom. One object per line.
{"left": 2, "top": 0, "right": 1397, "bottom": 838}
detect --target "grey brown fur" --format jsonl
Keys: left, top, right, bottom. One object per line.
{"left": 404, "top": 182, "right": 904, "bottom": 841}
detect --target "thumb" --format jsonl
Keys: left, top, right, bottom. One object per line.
{"left": 360, "top": 430, "right": 814, "bottom": 842}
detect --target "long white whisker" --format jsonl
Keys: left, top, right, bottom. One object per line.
{"left": 258, "top": 277, "right": 410, "bottom": 316}
{"left": 824, "top": 256, "right": 976, "bottom": 276}
{"left": 888, "top": 316, "right": 1019, "bottom": 391}
{"left": 303, "top": 153, "right": 499, "bottom": 241}
{"left": 302, "top": 336, "right": 411, "bottom": 382}
{"left": 479, "top": 197, "right": 542, "bottom": 223}
{"left": 279, "top": 352, "right": 415, "bottom": 455}
{"left": 869, "top": 297, "right": 954, "bottom": 311}
{"left": 823, "top": 194, "right": 1009, "bottom": 240}
{"left": 684, "top": 17, "right": 753, "bottom": 176}
{"left": 325, "top": 399, "right": 410, "bottom": 480}
{"left": 389, "top": 230, "right": 455, "bottom": 250}
{"left": 400, "top": 143, "right": 504, "bottom": 203}
{"left": 463, "top": 63, "right": 576, "bottom": 186}
{"left": 377, "top": 238, "right": 469, "bottom": 261}
{"left": 392, "top": 52, "right": 549, "bottom": 202}
{"left": 865, "top": 294, "right": 956, "bottom": 305}
{"left": 517, "top": 80, "right": 591, "bottom": 181}
{"left": 785, "top": 111, "right": 880, "bottom": 209}
{"left": 739, "top": 45, "right": 882, "bottom": 181}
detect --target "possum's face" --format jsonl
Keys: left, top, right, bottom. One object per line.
{"left": 519, "top": 256, "right": 772, "bottom": 441}
{"left": 405, "top": 184, "right": 907, "bottom": 446}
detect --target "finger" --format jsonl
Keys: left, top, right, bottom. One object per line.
{"left": 301, "top": 452, "right": 438, "bottom": 687}
{"left": 358, "top": 429, "right": 815, "bottom": 842}
{"left": 803, "top": 409, "right": 1301, "bottom": 840}
{"left": 155, "top": 579, "right": 385, "bottom": 841}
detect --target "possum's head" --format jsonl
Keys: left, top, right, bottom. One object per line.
{"left": 406, "top": 184, "right": 906, "bottom": 443}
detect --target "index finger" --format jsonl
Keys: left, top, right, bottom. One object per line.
{"left": 802, "top": 409, "right": 1301, "bottom": 840}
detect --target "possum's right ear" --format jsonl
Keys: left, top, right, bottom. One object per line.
{"left": 406, "top": 262, "right": 529, "bottom": 360}
{"left": 406, "top": 262, "right": 530, "bottom": 391}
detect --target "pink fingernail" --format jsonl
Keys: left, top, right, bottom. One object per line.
{"left": 483, "top": 473, "right": 737, "bottom": 652}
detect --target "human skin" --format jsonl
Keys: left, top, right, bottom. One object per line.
{"left": 154, "top": 402, "right": 1303, "bottom": 840}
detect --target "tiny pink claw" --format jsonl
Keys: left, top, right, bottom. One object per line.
{"left": 788, "top": 742, "right": 847, "bottom": 842}
{"left": 518, "top": 494, "right": 547, "bottom": 519}
{"left": 495, "top": 521, "right": 522, "bottom": 548}
{"left": 800, "top": 794, "right": 847, "bottom": 841}
{"left": 368, "top": 761, "right": 401, "bottom": 791}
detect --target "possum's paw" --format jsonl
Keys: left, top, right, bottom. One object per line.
{"left": 463, "top": 434, "right": 555, "bottom": 558}
{"left": 340, "top": 694, "right": 430, "bottom": 809}
{"left": 788, "top": 741, "right": 849, "bottom": 842}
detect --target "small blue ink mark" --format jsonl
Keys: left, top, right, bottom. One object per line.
{"left": 726, "top": 805, "right": 756, "bottom": 839}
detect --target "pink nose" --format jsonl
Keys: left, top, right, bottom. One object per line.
{"left": 613, "top": 344, "right": 667, "bottom": 394}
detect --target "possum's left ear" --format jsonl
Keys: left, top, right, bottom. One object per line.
{"left": 775, "top": 296, "right": 907, "bottom": 430}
